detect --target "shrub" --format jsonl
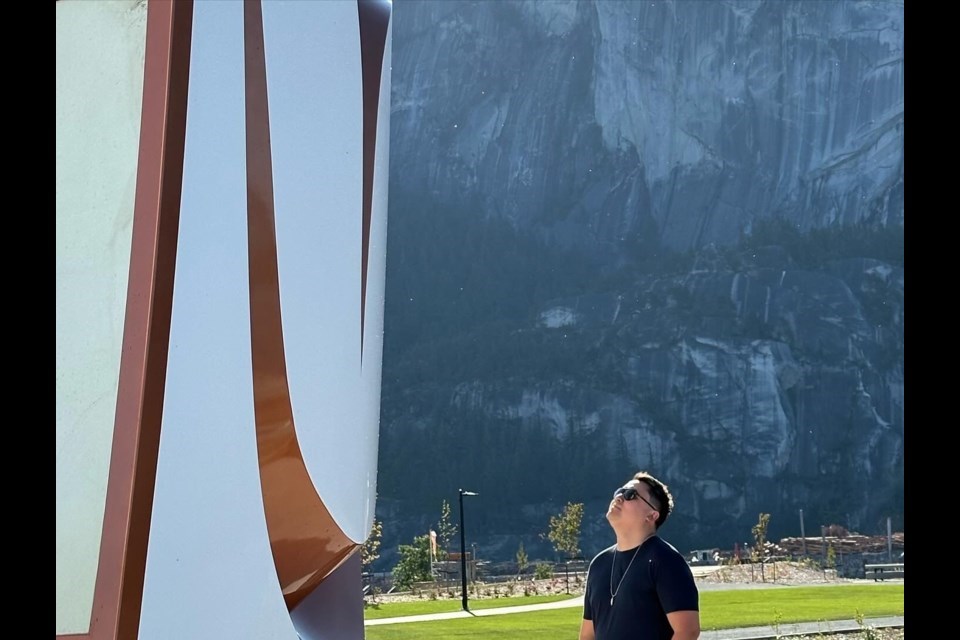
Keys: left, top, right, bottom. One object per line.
{"left": 534, "top": 562, "right": 553, "bottom": 580}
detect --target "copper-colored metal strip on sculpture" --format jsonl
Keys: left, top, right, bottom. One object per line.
{"left": 58, "top": 2, "right": 194, "bottom": 638}
{"left": 243, "top": 0, "right": 355, "bottom": 611}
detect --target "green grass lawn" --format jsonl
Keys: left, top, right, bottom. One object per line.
{"left": 699, "top": 585, "right": 903, "bottom": 629}
{"left": 364, "top": 594, "right": 573, "bottom": 619}
{"left": 364, "top": 584, "right": 903, "bottom": 640}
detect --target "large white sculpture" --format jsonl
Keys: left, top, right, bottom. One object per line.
{"left": 56, "top": 2, "right": 392, "bottom": 638}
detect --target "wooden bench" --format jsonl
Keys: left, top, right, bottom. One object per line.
{"left": 864, "top": 563, "right": 904, "bottom": 581}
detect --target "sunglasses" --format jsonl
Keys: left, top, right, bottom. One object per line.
{"left": 613, "top": 486, "right": 658, "bottom": 512}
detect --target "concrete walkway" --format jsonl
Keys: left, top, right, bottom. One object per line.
{"left": 700, "top": 615, "right": 903, "bottom": 639}
{"left": 365, "top": 596, "right": 584, "bottom": 626}
{"left": 365, "top": 594, "right": 903, "bottom": 637}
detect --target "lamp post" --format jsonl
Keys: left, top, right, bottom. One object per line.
{"left": 459, "top": 489, "right": 478, "bottom": 611}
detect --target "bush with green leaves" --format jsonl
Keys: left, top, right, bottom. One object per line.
{"left": 393, "top": 534, "right": 433, "bottom": 590}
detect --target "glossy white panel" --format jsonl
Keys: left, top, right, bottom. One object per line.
{"left": 358, "top": 21, "right": 393, "bottom": 538}
{"left": 262, "top": 0, "right": 388, "bottom": 542}
{"left": 139, "top": 3, "right": 296, "bottom": 637}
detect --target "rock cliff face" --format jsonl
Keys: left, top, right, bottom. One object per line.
{"left": 376, "top": 0, "right": 903, "bottom": 566}
{"left": 390, "top": 0, "right": 903, "bottom": 253}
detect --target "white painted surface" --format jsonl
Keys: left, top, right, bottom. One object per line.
{"left": 139, "top": 1, "right": 389, "bottom": 636}
{"left": 138, "top": 3, "right": 296, "bottom": 638}
{"left": 360, "top": 16, "right": 393, "bottom": 540}
{"left": 55, "top": 1, "right": 146, "bottom": 633}
{"left": 263, "top": 0, "right": 389, "bottom": 543}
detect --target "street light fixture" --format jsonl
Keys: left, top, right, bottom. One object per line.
{"left": 458, "top": 488, "right": 479, "bottom": 611}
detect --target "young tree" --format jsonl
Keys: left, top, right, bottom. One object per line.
{"left": 361, "top": 518, "right": 382, "bottom": 572}
{"left": 752, "top": 512, "right": 771, "bottom": 581}
{"left": 516, "top": 541, "right": 528, "bottom": 579}
{"left": 826, "top": 543, "right": 837, "bottom": 572}
{"left": 436, "top": 499, "right": 457, "bottom": 561}
{"left": 545, "top": 502, "right": 584, "bottom": 561}
{"left": 392, "top": 534, "right": 433, "bottom": 591}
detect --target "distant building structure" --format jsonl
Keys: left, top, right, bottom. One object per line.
{"left": 687, "top": 548, "right": 721, "bottom": 565}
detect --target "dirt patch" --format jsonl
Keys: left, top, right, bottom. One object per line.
{"left": 696, "top": 560, "right": 851, "bottom": 585}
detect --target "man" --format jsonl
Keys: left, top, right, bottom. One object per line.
{"left": 579, "top": 471, "right": 700, "bottom": 640}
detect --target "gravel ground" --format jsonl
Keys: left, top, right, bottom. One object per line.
{"left": 695, "top": 561, "right": 849, "bottom": 585}
{"left": 376, "top": 561, "right": 874, "bottom": 601}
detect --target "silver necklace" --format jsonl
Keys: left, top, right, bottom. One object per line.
{"left": 609, "top": 545, "right": 641, "bottom": 606}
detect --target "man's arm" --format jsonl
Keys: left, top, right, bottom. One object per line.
{"left": 578, "top": 618, "right": 595, "bottom": 640}
{"left": 666, "top": 610, "right": 700, "bottom": 640}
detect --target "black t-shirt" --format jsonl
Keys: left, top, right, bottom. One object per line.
{"left": 583, "top": 536, "right": 699, "bottom": 640}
